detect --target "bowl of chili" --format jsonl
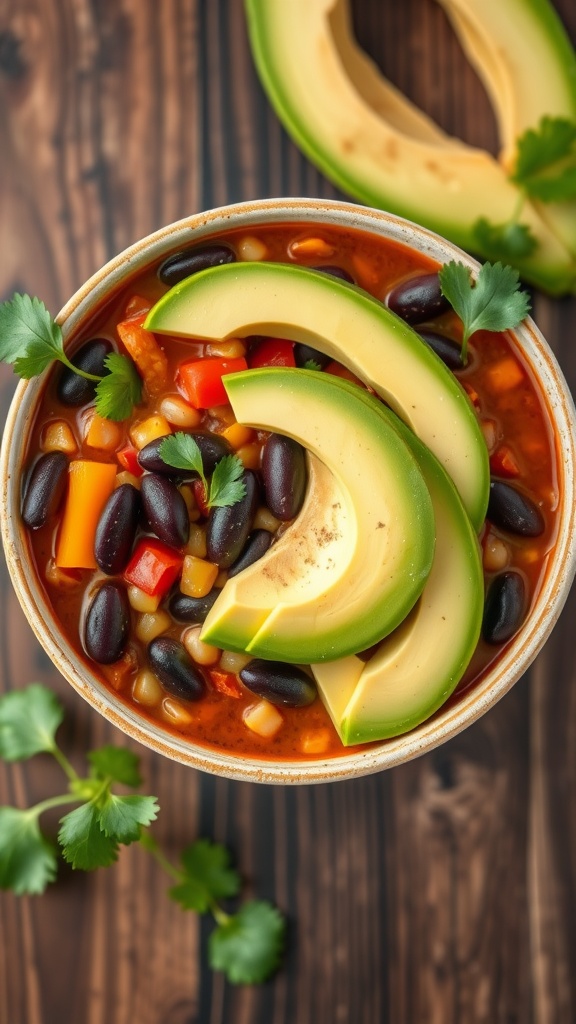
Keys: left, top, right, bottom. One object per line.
{"left": 2, "top": 198, "right": 576, "bottom": 783}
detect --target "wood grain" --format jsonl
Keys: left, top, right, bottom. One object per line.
{"left": 1, "top": 1, "right": 576, "bottom": 1021}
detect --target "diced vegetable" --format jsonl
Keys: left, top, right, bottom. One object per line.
{"left": 248, "top": 338, "right": 295, "bottom": 368}
{"left": 243, "top": 700, "right": 283, "bottom": 738}
{"left": 56, "top": 460, "right": 118, "bottom": 569}
{"left": 490, "top": 446, "right": 520, "bottom": 478}
{"left": 177, "top": 357, "right": 248, "bottom": 408}
{"left": 210, "top": 670, "right": 243, "bottom": 698}
{"left": 84, "top": 413, "right": 123, "bottom": 451}
{"left": 117, "top": 315, "right": 169, "bottom": 396}
{"left": 117, "top": 444, "right": 144, "bottom": 477}
{"left": 41, "top": 421, "right": 77, "bottom": 455}
{"left": 130, "top": 415, "right": 172, "bottom": 450}
{"left": 124, "top": 539, "right": 183, "bottom": 597}
{"left": 180, "top": 555, "right": 219, "bottom": 598}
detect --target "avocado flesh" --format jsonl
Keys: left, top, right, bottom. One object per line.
{"left": 244, "top": 0, "right": 576, "bottom": 292}
{"left": 437, "top": 0, "right": 576, "bottom": 258}
{"left": 145, "top": 262, "right": 489, "bottom": 531}
{"left": 200, "top": 368, "right": 435, "bottom": 662}
{"left": 311, "top": 380, "right": 483, "bottom": 744}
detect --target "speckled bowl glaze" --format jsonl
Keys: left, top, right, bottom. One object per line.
{"left": 2, "top": 198, "right": 576, "bottom": 784}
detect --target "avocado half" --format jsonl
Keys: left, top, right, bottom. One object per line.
{"left": 244, "top": 0, "right": 576, "bottom": 293}
{"left": 311, "top": 377, "right": 483, "bottom": 744}
{"left": 145, "top": 261, "right": 489, "bottom": 530}
{"left": 199, "top": 367, "right": 435, "bottom": 662}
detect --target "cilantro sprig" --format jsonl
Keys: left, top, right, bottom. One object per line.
{"left": 0, "top": 293, "right": 142, "bottom": 421}
{"left": 159, "top": 432, "right": 247, "bottom": 509}
{"left": 0, "top": 684, "right": 285, "bottom": 984}
{"left": 438, "top": 260, "right": 531, "bottom": 363}
{"left": 511, "top": 116, "right": 576, "bottom": 203}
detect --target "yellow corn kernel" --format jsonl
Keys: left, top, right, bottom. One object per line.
{"left": 219, "top": 650, "right": 252, "bottom": 674}
{"left": 300, "top": 729, "right": 331, "bottom": 755}
{"left": 206, "top": 339, "right": 247, "bottom": 359}
{"left": 41, "top": 420, "right": 77, "bottom": 455}
{"left": 483, "top": 534, "right": 510, "bottom": 573}
{"left": 289, "top": 236, "right": 335, "bottom": 258}
{"left": 215, "top": 570, "right": 228, "bottom": 588}
{"left": 132, "top": 670, "right": 163, "bottom": 708}
{"left": 253, "top": 506, "right": 281, "bottom": 532}
{"left": 236, "top": 443, "right": 261, "bottom": 470}
{"left": 115, "top": 470, "right": 141, "bottom": 489}
{"left": 220, "top": 422, "right": 255, "bottom": 450}
{"left": 181, "top": 555, "right": 219, "bottom": 598}
{"left": 244, "top": 700, "right": 283, "bottom": 738}
{"left": 127, "top": 584, "right": 160, "bottom": 613}
{"left": 162, "top": 698, "right": 194, "bottom": 728}
{"left": 135, "top": 611, "right": 172, "bottom": 644}
{"left": 130, "top": 415, "right": 172, "bottom": 450}
{"left": 85, "top": 412, "right": 123, "bottom": 451}
{"left": 159, "top": 395, "right": 202, "bottom": 428}
{"left": 183, "top": 626, "right": 221, "bottom": 666}
{"left": 179, "top": 484, "right": 200, "bottom": 522}
{"left": 237, "top": 235, "right": 269, "bottom": 261}
{"left": 186, "top": 524, "right": 207, "bottom": 558}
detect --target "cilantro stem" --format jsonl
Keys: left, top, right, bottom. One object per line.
{"left": 29, "top": 793, "right": 82, "bottom": 818}
{"left": 58, "top": 352, "right": 101, "bottom": 382}
{"left": 49, "top": 743, "right": 80, "bottom": 784}
{"left": 139, "top": 829, "right": 183, "bottom": 883}
{"left": 212, "top": 903, "right": 231, "bottom": 927}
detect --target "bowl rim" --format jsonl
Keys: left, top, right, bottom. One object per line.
{"left": 2, "top": 196, "right": 576, "bottom": 784}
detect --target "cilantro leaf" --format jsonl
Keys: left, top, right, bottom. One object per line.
{"left": 303, "top": 358, "right": 322, "bottom": 371}
{"left": 159, "top": 432, "right": 206, "bottom": 481}
{"left": 208, "top": 455, "right": 246, "bottom": 508}
{"left": 0, "top": 683, "right": 63, "bottom": 761}
{"left": 0, "top": 807, "right": 58, "bottom": 894}
{"left": 169, "top": 839, "right": 240, "bottom": 913}
{"left": 209, "top": 901, "right": 286, "bottom": 984}
{"left": 439, "top": 260, "right": 531, "bottom": 362}
{"left": 0, "top": 294, "right": 63, "bottom": 366}
{"left": 98, "top": 794, "right": 159, "bottom": 844}
{"left": 159, "top": 433, "right": 246, "bottom": 510}
{"left": 59, "top": 803, "right": 118, "bottom": 870}
{"left": 511, "top": 116, "right": 576, "bottom": 202}
{"left": 88, "top": 746, "right": 142, "bottom": 788}
{"left": 95, "top": 352, "right": 142, "bottom": 421}
{"left": 473, "top": 218, "right": 538, "bottom": 262}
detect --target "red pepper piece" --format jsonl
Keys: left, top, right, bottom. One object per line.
{"left": 210, "top": 670, "right": 243, "bottom": 698}
{"left": 177, "top": 356, "right": 248, "bottom": 409}
{"left": 117, "top": 444, "right": 144, "bottom": 477}
{"left": 192, "top": 478, "right": 210, "bottom": 517}
{"left": 249, "top": 338, "right": 296, "bottom": 369}
{"left": 490, "top": 446, "right": 520, "bottom": 478}
{"left": 124, "top": 538, "right": 183, "bottom": 596}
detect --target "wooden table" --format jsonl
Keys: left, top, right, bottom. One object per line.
{"left": 1, "top": 2, "right": 576, "bottom": 1020}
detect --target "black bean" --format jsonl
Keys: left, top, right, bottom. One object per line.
{"left": 84, "top": 582, "right": 130, "bottom": 664}
{"left": 294, "top": 343, "right": 330, "bottom": 369}
{"left": 240, "top": 660, "right": 317, "bottom": 707}
{"left": 94, "top": 483, "right": 141, "bottom": 575}
{"left": 140, "top": 473, "right": 189, "bottom": 548}
{"left": 262, "top": 434, "right": 307, "bottom": 521}
{"left": 312, "top": 265, "right": 354, "bottom": 283}
{"left": 138, "top": 432, "right": 232, "bottom": 476}
{"left": 228, "top": 530, "right": 272, "bottom": 578}
{"left": 169, "top": 587, "right": 221, "bottom": 623}
{"left": 56, "top": 338, "right": 113, "bottom": 406}
{"left": 206, "top": 470, "right": 260, "bottom": 567}
{"left": 417, "top": 330, "right": 463, "bottom": 370}
{"left": 387, "top": 273, "right": 450, "bottom": 324}
{"left": 158, "top": 244, "right": 236, "bottom": 287}
{"left": 482, "top": 571, "right": 527, "bottom": 645}
{"left": 148, "top": 637, "right": 205, "bottom": 701}
{"left": 487, "top": 480, "right": 545, "bottom": 536}
{"left": 21, "top": 452, "right": 69, "bottom": 529}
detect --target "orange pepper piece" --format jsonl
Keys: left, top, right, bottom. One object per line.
{"left": 56, "top": 460, "right": 117, "bottom": 568}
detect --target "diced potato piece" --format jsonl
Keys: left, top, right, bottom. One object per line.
{"left": 183, "top": 625, "right": 221, "bottom": 666}
{"left": 236, "top": 443, "right": 261, "bottom": 470}
{"left": 186, "top": 524, "right": 207, "bottom": 558}
{"left": 181, "top": 555, "right": 219, "bottom": 598}
{"left": 85, "top": 413, "right": 123, "bottom": 451}
{"left": 159, "top": 395, "right": 202, "bottom": 428}
{"left": 244, "top": 700, "right": 283, "bottom": 738}
{"left": 130, "top": 415, "right": 171, "bottom": 450}
{"left": 132, "top": 670, "right": 163, "bottom": 707}
{"left": 300, "top": 729, "right": 332, "bottom": 755}
{"left": 41, "top": 420, "right": 77, "bottom": 455}
{"left": 128, "top": 584, "right": 160, "bottom": 613}
{"left": 220, "top": 422, "right": 255, "bottom": 449}
{"left": 135, "top": 611, "right": 172, "bottom": 643}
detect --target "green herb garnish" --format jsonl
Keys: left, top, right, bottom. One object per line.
{"left": 438, "top": 260, "right": 531, "bottom": 363}
{"left": 510, "top": 115, "right": 576, "bottom": 203}
{"left": 303, "top": 358, "right": 322, "bottom": 371}
{"left": 159, "top": 432, "right": 247, "bottom": 509}
{"left": 472, "top": 218, "right": 538, "bottom": 263}
{"left": 0, "top": 683, "right": 286, "bottom": 984}
{"left": 0, "top": 293, "right": 142, "bottom": 421}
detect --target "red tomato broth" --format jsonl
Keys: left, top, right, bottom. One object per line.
{"left": 21, "top": 223, "right": 559, "bottom": 760}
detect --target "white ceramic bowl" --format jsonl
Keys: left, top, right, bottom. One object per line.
{"left": 2, "top": 198, "right": 576, "bottom": 784}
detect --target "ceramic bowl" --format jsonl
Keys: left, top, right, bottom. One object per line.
{"left": 2, "top": 198, "right": 576, "bottom": 783}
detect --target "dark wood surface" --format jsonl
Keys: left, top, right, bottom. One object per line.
{"left": 1, "top": 1, "right": 576, "bottom": 1020}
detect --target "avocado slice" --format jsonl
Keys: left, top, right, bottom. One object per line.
{"left": 145, "top": 261, "right": 489, "bottom": 530}
{"left": 311, "top": 378, "right": 483, "bottom": 744}
{"left": 199, "top": 367, "right": 435, "bottom": 662}
{"left": 244, "top": 0, "right": 576, "bottom": 293}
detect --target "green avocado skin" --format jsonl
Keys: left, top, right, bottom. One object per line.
{"left": 244, "top": 0, "right": 576, "bottom": 294}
